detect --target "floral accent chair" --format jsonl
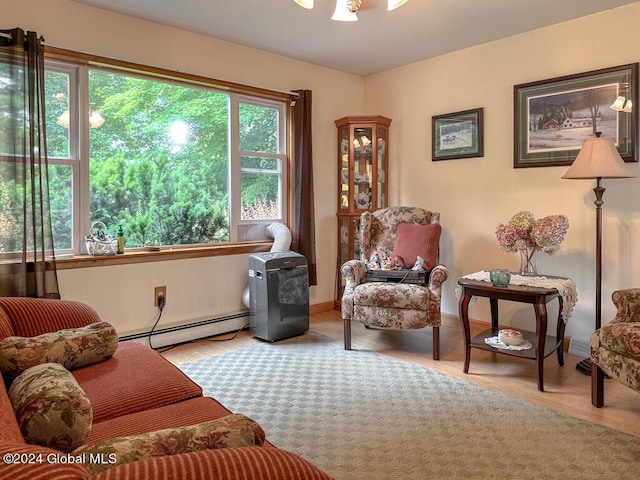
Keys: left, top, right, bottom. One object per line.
{"left": 341, "top": 207, "right": 448, "bottom": 360}
{"left": 591, "top": 288, "right": 640, "bottom": 407}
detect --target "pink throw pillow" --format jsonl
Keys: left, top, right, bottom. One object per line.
{"left": 392, "top": 223, "right": 441, "bottom": 269}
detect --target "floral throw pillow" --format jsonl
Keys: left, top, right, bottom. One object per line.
{"left": 392, "top": 223, "right": 441, "bottom": 270}
{"left": 0, "top": 321, "right": 118, "bottom": 379}
{"left": 73, "top": 414, "right": 266, "bottom": 475}
{"left": 8, "top": 362, "right": 93, "bottom": 452}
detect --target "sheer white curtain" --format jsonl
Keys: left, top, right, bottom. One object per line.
{"left": 0, "top": 28, "right": 59, "bottom": 298}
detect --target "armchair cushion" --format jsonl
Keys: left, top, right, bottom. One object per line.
{"left": 9, "top": 363, "right": 93, "bottom": 452}
{"left": 598, "top": 322, "right": 640, "bottom": 358}
{"left": 74, "top": 414, "right": 266, "bottom": 475}
{"left": 392, "top": 223, "right": 441, "bottom": 269}
{"left": 0, "top": 322, "right": 118, "bottom": 379}
{"left": 353, "top": 282, "right": 429, "bottom": 310}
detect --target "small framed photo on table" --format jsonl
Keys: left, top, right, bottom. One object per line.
{"left": 514, "top": 63, "right": 638, "bottom": 168}
{"left": 432, "top": 108, "right": 484, "bottom": 161}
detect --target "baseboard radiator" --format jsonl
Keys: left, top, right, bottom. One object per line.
{"left": 119, "top": 312, "right": 250, "bottom": 349}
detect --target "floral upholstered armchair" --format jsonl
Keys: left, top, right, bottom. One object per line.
{"left": 341, "top": 207, "right": 448, "bottom": 360}
{"left": 591, "top": 288, "right": 640, "bottom": 407}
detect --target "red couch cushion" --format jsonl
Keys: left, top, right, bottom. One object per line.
{"left": 0, "top": 297, "right": 101, "bottom": 337}
{"left": 0, "top": 307, "right": 13, "bottom": 339}
{"left": 72, "top": 341, "right": 202, "bottom": 423}
{"left": 0, "top": 441, "right": 90, "bottom": 479}
{"left": 0, "top": 384, "right": 23, "bottom": 443}
{"left": 86, "top": 396, "right": 234, "bottom": 445}
{"left": 93, "top": 446, "right": 334, "bottom": 480}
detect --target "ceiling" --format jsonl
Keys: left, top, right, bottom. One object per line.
{"left": 70, "top": 0, "right": 639, "bottom": 77}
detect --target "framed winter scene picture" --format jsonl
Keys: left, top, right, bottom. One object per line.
{"left": 514, "top": 63, "right": 638, "bottom": 168}
{"left": 432, "top": 108, "right": 484, "bottom": 161}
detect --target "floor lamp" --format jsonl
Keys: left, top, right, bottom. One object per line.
{"left": 561, "top": 133, "right": 635, "bottom": 374}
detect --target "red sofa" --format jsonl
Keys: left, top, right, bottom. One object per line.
{"left": 0, "top": 297, "right": 331, "bottom": 479}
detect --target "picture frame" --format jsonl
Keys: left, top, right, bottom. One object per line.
{"left": 432, "top": 108, "right": 484, "bottom": 161}
{"left": 514, "top": 63, "right": 638, "bottom": 168}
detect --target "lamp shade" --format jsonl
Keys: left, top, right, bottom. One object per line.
{"left": 562, "top": 135, "right": 635, "bottom": 180}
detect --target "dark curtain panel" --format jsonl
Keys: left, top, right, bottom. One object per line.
{"left": 291, "top": 89, "right": 317, "bottom": 285}
{"left": 0, "top": 28, "right": 59, "bottom": 298}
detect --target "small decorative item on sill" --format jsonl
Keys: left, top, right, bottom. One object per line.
{"left": 489, "top": 268, "right": 511, "bottom": 287}
{"left": 85, "top": 221, "right": 118, "bottom": 256}
{"left": 495, "top": 211, "right": 569, "bottom": 276}
{"left": 117, "top": 224, "right": 125, "bottom": 254}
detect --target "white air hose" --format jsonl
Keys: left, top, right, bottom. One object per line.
{"left": 242, "top": 222, "right": 292, "bottom": 308}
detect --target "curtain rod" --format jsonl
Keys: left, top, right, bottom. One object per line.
{"left": 3, "top": 32, "right": 301, "bottom": 99}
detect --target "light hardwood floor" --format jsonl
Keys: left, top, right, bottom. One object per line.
{"left": 161, "top": 309, "right": 640, "bottom": 438}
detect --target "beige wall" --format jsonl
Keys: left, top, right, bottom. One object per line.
{"left": 7, "top": 1, "right": 640, "bottom": 343}
{"left": 7, "top": 0, "right": 362, "bottom": 336}
{"left": 363, "top": 3, "right": 640, "bottom": 341}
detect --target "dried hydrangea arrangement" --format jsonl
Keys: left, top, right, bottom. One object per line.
{"left": 495, "top": 211, "right": 569, "bottom": 275}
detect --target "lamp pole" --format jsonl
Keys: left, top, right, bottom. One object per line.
{"left": 594, "top": 178, "right": 604, "bottom": 331}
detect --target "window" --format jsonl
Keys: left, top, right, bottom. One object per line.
{"left": 35, "top": 57, "right": 288, "bottom": 255}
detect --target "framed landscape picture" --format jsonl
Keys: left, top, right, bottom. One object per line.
{"left": 432, "top": 108, "right": 484, "bottom": 161}
{"left": 514, "top": 63, "right": 638, "bottom": 168}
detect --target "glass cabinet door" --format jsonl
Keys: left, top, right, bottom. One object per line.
{"left": 377, "top": 126, "right": 387, "bottom": 208}
{"left": 353, "top": 126, "right": 373, "bottom": 211}
{"left": 339, "top": 126, "right": 350, "bottom": 212}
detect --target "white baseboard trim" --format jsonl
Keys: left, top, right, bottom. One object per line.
{"left": 122, "top": 315, "right": 249, "bottom": 349}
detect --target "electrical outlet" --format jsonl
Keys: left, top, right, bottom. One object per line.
{"left": 154, "top": 286, "right": 166, "bottom": 307}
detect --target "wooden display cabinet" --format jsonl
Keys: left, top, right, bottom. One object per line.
{"left": 335, "top": 115, "right": 391, "bottom": 308}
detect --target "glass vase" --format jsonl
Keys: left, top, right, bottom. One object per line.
{"left": 518, "top": 246, "right": 538, "bottom": 276}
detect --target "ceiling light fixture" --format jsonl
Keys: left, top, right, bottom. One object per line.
{"left": 56, "top": 110, "right": 105, "bottom": 129}
{"left": 332, "top": 0, "right": 360, "bottom": 21}
{"left": 294, "top": 0, "right": 314, "bottom": 8}
{"left": 387, "top": 0, "right": 408, "bottom": 10}
{"left": 295, "top": 0, "right": 408, "bottom": 21}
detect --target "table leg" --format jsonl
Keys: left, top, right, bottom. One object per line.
{"left": 489, "top": 298, "right": 499, "bottom": 331}
{"left": 556, "top": 297, "right": 565, "bottom": 366}
{"left": 533, "top": 296, "right": 548, "bottom": 392}
{"left": 458, "top": 288, "right": 472, "bottom": 374}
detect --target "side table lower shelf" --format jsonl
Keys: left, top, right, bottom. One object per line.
{"left": 472, "top": 328, "right": 563, "bottom": 361}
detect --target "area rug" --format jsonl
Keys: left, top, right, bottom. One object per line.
{"left": 178, "top": 331, "right": 640, "bottom": 479}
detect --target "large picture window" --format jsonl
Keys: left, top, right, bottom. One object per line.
{"left": 24, "top": 58, "right": 289, "bottom": 255}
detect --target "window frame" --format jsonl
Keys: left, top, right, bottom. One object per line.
{"left": 40, "top": 47, "right": 292, "bottom": 266}
{"left": 231, "top": 95, "right": 288, "bottom": 239}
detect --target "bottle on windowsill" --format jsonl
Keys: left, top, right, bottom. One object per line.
{"left": 117, "top": 224, "right": 125, "bottom": 254}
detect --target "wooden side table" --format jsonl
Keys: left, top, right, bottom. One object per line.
{"left": 457, "top": 276, "right": 567, "bottom": 392}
